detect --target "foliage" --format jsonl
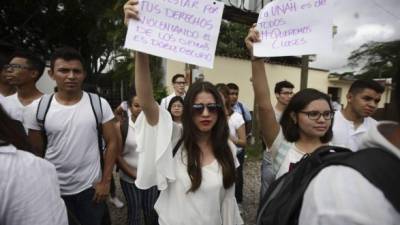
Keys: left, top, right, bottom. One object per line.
{"left": 0, "top": 0, "right": 126, "bottom": 76}
{"left": 348, "top": 40, "right": 400, "bottom": 80}
{"left": 110, "top": 51, "right": 167, "bottom": 102}
{"left": 216, "top": 21, "right": 251, "bottom": 59}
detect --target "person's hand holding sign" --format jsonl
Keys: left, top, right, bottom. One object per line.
{"left": 245, "top": 24, "right": 263, "bottom": 62}
{"left": 124, "top": 0, "right": 139, "bottom": 25}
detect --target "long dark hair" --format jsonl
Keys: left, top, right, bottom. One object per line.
{"left": 280, "top": 88, "right": 334, "bottom": 143}
{"left": 0, "top": 104, "right": 32, "bottom": 151}
{"left": 181, "top": 81, "right": 236, "bottom": 192}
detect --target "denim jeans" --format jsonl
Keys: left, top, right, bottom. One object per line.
{"left": 62, "top": 187, "right": 106, "bottom": 225}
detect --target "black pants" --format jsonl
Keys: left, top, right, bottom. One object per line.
{"left": 235, "top": 150, "right": 245, "bottom": 203}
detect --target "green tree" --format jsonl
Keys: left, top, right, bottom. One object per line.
{"left": 216, "top": 21, "right": 251, "bottom": 59}
{"left": 0, "top": 0, "right": 126, "bottom": 76}
{"left": 348, "top": 40, "right": 400, "bottom": 80}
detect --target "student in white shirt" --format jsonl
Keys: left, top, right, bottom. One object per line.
{"left": 167, "top": 95, "right": 184, "bottom": 124}
{"left": 299, "top": 68, "right": 400, "bottom": 225}
{"left": 160, "top": 74, "right": 186, "bottom": 109}
{"left": 124, "top": 3, "right": 243, "bottom": 224}
{"left": 117, "top": 89, "right": 159, "bottom": 225}
{"left": 332, "top": 79, "right": 384, "bottom": 151}
{"left": 245, "top": 26, "right": 334, "bottom": 179}
{"left": 25, "top": 47, "right": 119, "bottom": 225}
{"left": 0, "top": 104, "right": 68, "bottom": 225}
{"left": 2, "top": 50, "right": 44, "bottom": 132}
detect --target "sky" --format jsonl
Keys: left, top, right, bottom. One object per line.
{"left": 309, "top": 0, "right": 400, "bottom": 72}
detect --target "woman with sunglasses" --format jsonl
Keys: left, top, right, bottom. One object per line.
{"left": 123, "top": 2, "right": 243, "bottom": 225}
{"left": 167, "top": 96, "right": 184, "bottom": 125}
{"left": 245, "top": 26, "right": 335, "bottom": 178}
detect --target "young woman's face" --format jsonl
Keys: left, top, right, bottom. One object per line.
{"left": 296, "top": 99, "right": 333, "bottom": 139}
{"left": 192, "top": 91, "right": 219, "bottom": 133}
{"left": 170, "top": 101, "right": 183, "bottom": 119}
{"left": 129, "top": 96, "right": 142, "bottom": 118}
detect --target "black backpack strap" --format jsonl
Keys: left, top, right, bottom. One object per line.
{"left": 87, "top": 92, "right": 105, "bottom": 169}
{"left": 120, "top": 110, "right": 129, "bottom": 148}
{"left": 337, "top": 148, "right": 400, "bottom": 213}
{"left": 172, "top": 138, "right": 183, "bottom": 157}
{"left": 36, "top": 94, "right": 54, "bottom": 157}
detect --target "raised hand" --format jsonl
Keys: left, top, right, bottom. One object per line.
{"left": 123, "top": 0, "right": 139, "bottom": 25}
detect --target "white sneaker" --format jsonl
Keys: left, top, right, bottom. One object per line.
{"left": 109, "top": 196, "right": 124, "bottom": 208}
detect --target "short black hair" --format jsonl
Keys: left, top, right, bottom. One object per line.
{"left": 172, "top": 74, "right": 185, "bottom": 83}
{"left": 349, "top": 79, "right": 384, "bottom": 95}
{"left": 226, "top": 83, "right": 239, "bottom": 91}
{"left": 50, "top": 47, "right": 85, "bottom": 71}
{"left": 280, "top": 88, "right": 333, "bottom": 143}
{"left": 275, "top": 80, "right": 294, "bottom": 94}
{"left": 11, "top": 50, "right": 45, "bottom": 81}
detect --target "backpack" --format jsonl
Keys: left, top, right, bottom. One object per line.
{"left": 36, "top": 92, "right": 105, "bottom": 168}
{"left": 256, "top": 145, "right": 400, "bottom": 225}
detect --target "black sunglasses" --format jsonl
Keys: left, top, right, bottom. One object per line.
{"left": 192, "top": 103, "right": 222, "bottom": 114}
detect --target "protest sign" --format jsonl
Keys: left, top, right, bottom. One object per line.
{"left": 253, "top": 0, "right": 333, "bottom": 57}
{"left": 124, "top": 0, "right": 224, "bottom": 68}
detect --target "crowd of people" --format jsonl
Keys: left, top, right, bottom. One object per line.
{"left": 0, "top": 0, "right": 399, "bottom": 225}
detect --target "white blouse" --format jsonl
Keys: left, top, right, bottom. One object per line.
{"left": 134, "top": 107, "right": 243, "bottom": 225}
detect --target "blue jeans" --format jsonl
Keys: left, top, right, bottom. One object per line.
{"left": 62, "top": 187, "right": 106, "bottom": 225}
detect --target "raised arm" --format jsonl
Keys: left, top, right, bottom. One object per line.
{"left": 124, "top": 0, "right": 159, "bottom": 125}
{"left": 245, "top": 26, "right": 280, "bottom": 148}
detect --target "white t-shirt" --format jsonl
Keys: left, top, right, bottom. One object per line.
{"left": 332, "top": 111, "right": 377, "bottom": 151}
{"left": 119, "top": 115, "right": 139, "bottom": 183}
{"left": 0, "top": 144, "right": 68, "bottom": 225}
{"left": 228, "top": 111, "right": 245, "bottom": 153}
{"left": 299, "top": 122, "right": 400, "bottom": 225}
{"left": 160, "top": 93, "right": 185, "bottom": 110}
{"left": 24, "top": 92, "right": 114, "bottom": 195}
{"left": 134, "top": 106, "right": 243, "bottom": 225}
{"left": 270, "top": 128, "right": 306, "bottom": 178}
{"left": 2, "top": 93, "right": 41, "bottom": 132}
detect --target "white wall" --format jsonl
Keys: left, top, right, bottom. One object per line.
{"left": 36, "top": 68, "right": 56, "bottom": 94}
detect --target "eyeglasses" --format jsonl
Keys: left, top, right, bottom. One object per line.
{"left": 192, "top": 103, "right": 221, "bottom": 114}
{"left": 299, "top": 110, "right": 334, "bottom": 120}
{"left": 229, "top": 92, "right": 238, "bottom": 96}
{"left": 280, "top": 91, "right": 293, "bottom": 96}
{"left": 3, "top": 64, "right": 32, "bottom": 71}
{"left": 174, "top": 81, "right": 186, "bottom": 85}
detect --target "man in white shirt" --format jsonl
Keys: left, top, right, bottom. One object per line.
{"left": 332, "top": 79, "right": 384, "bottom": 151}
{"left": 25, "top": 47, "right": 120, "bottom": 225}
{"left": 2, "top": 50, "right": 44, "bottom": 130}
{"left": 273, "top": 80, "right": 294, "bottom": 121}
{"left": 160, "top": 73, "right": 186, "bottom": 109}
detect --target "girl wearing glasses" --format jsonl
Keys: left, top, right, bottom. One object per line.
{"left": 167, "top": 96, "right": 184, "bottom": 125}
{"left": 245, "top": 26, "right": 335, "bottom": 179}
{"left": 124, "top": 2, "right": 242, "bottom": 225}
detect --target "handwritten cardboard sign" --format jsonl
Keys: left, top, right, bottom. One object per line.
{"left": 253, "top": 0, "right": 333, "bottom": 57}
{"left": 124, "top": 0, "right": 224, "bottom": 68}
